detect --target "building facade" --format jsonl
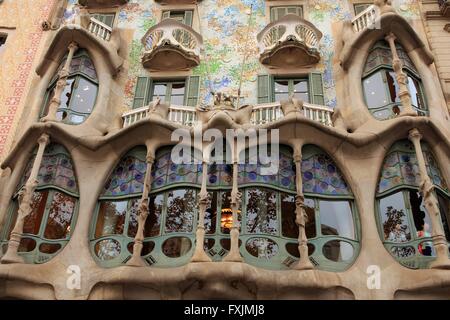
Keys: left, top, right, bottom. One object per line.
{"left": 0, "top": 0, "right": 449, "bottom": 299}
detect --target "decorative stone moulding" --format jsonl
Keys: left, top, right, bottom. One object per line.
{"left": 257, "top": 14, "right": 322, "bottom": 69}
{"left": 141, "top": 18, "right": 203, "bottom": 71}
{"left": 78, "top": 0, "right": 130, "bottom": 7}
{"left": 36, "top": 9, "right": 123, "bottom": 76}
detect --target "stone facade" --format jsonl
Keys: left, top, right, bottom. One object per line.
{"left": 0, "top": 0, "right": 449, "bottom": 300}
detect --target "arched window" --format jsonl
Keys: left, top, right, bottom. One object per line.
{"left": 41, "top": 49, "right": 98, "bottom": 125}
{"left": 90, "top": 146, "right": 202, "bottom": 268}
{"left": 362, "top": 40, "right": 427, "bottom": 120}
{"left": 0, "top": 144, "right": 79, "bottom": 264}
{"left": 376, "top": 140, "right": 450, "bottom": 269}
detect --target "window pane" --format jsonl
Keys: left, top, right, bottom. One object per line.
{"left": 319, "top": 200, "right": 355, "bottom": 239}
{"left": 437, "top": 193, "right": 450, "bottom": 242}
{"left": 281, "top": 193, "right": 297, "bottom": 238}
{"left": 70, "top": 78, "right": 97, "bottom": 114}
{"left": 170, "top": 95, "right": 184, "bottom": 105}
{"left": 304, "top": 198, "right": 317, "bottom": 238}
{"left": 126, "top": 198, "right": 140, "bottom": 238}
{"left": 293, "top": 80, "right": 307, "bottom": 92}
{"left": 165, "top": 189, "right": 196, "bottom": 233}
{"left": 205, "top": 191, "right": 218, "bottom": 234}
{"left": 171, "top": 82, "right": 185, "bottom": 95}
{"left": 386, "top": 71, "right": 400, "bottom": 103}
{"left": 274, "top": 92, "right": 290, "bottom": 101}
{"left": 43, "top": 192, "right": 76, "bottom": 239}
{"left": 162, "top": 237, "right": 192, "bottom": 257}
{"left": 274, "top": 80, "right": 289, "bottom": 93}
{"left": 379, "top": 192, "right": 411, "bottom": 242}
{"left": 95, "top": 200, "right": 127, "bottom": 237}
{"left": 363, "top": 71, "right": 388, "bottom": 109}
{"left": 220, "top": 191, "right": 241, "bottom": 234}
{"left": 407, "top": 76, "right": 424, "bottom": 110}
{"left": 59, "top": 78, "right": 76, "bottom": 109}
{"left": 153, "top": 84, "right": 168, "bottom": 100}
{"left": 408, "top": 190, "right": 432, "bottom": 239}
{"left": 23, "top": 191, "right": 49, "bottom": 235}
{"left": 245, "top": 188, "right": 278, "bottom": 235}
{"left": 294, "top": 92, "right": 309, "bottom": 102}
{"left": 145, "top": 194, "right": 164, "bottom": 237}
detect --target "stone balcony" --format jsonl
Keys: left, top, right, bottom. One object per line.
{"left": 257, "top": 14, "right": 322, "bottom": 69}
{"left": 351, "top": 5, "right": 378, "bottom": 33}
{"left": 78, "top": 0, "right": 130, "bottom": 7}
{"left": 121, "top": 100, "right": 334, "bottom": 129}
{"left": 141, "top": 19, "right": 203, "bottom": 71}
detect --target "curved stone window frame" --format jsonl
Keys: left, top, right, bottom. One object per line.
{"left": 0, "top": 144, "right": 79, "bottom": 264}
{"left": 361, "top": 41, "right": 428, "bottom": 120}
{"left": 41, "top": 49, "right": 99, "bottom": 125}
{"left": 375, "top": 140, "right": 450, "bottom": 269}
{"left": 90, "top": 146, "right": 201, "bottom": 268}
{"left": 235, "top": 145, "right": 360, "bottom": 272}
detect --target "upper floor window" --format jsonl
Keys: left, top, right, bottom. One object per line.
{"left": 41, "top": 49, "right": 98, "bottom": 125}
{"left": 376, "top": 140, "right": 450, "bottom": 269}
{"left": 353, "top": 3, "right": 372, "bottom": 15}
{"left": 257, "top": 73, "right": 324, "bottom": 105}
{"left": 270, "top": 6, "right": 303, "bottom": 22}
{"left": 132, "top": 76, "right": 200, "bottom": 109}
{"left": 0, "top": 144, "right": 79, "bottom": 264}
{"left": 362, "top": 40, "right": 427, "bottom": 120}
{"left": 162, "top": 10, "right": 193, "bottom": 26}
{"left": 90, "top": 13, "right": 115, "bottom": 28}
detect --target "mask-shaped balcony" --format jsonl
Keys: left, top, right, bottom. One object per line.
{"left": 141, "top": 19, "right": 203, "bottom": 71}
{"left": 78, "top": 0, "right": 130, "bottom": 6}
{"left": 257, "top": 14, "right": 322, "bottom": 69}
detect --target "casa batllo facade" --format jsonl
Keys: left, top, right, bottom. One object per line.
{"left": 0, "top": 0, "right": 449, "bottom": 300}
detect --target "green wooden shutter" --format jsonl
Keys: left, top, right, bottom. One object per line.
{"left": 309, "top": 72, "right": 325, "bottom": 105}
{"left": 185, "top": 76, "right": 200, "bottom": 106}
{"left": 162, "top": 11, "right": 171, "bottom": 20}
{"left": 183, "top": 11, "right": 193, "bottom": 27}
{"left": 257, "top": 75, "right": 272, "bottom": 104}
{"left": 133, "top": 77, "right": 150, "bottom": 109}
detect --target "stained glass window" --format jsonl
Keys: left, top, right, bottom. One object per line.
{"left": 301, "top": 146, "right": 351, "bottom": 196}
{"left": 377, "top": 140, "right": 448, "bottom": 195}
{"left": 238, "top": 146, "right": 295, "bottom": 192}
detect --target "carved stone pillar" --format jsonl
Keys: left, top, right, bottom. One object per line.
{"left": 1, "top": 134, "right": 50, "bottom": 264}
{"left": 385, "top": 33, "right": 416, "bottom": 117}
{"left": 127, "top": 155, "right": 154, "bottom": 267}
{"left": 191, "top": 161, "right": 212, "bottom": 262}
{"left": 291, "top": 152, "right": 314, "bottom": 270}
{"left": 408, "top": 128, "right": 450, "bottom": 269}
{"left": 41, "top": 42, "right": 78, "bottom": 122}
{"left": 223, "top": 156, "right": 243, "bottom": 262}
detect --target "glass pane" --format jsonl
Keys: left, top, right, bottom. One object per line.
{"left": 39, "top": 243, "right": 62, "bottom": 254}
{"left": 245, "top": 188, "right": 278, "bottom": 235}
{"left": 95, "top": 200, "right": 127, "bottom": 237}
{"left": 18, "top": 238, "right": 37, "bottom": 253}
{"left": 319, "top": 200, "right": 355, "bottom": 239}
{"left": 171, "top": 82, "right": 185, "bottom": 95}
{"left": 95, "top": 239, "right": 121, "bottom": 261}
{"left": 43, "top": 192, "right": 76, "bottom": 240}
{"left": 245, "top": 237, "right": 279, "bottom": 259}
{"left": 59, "top": 78, "right": 76, "bottom": 109}
{"left": 437, "top": 193, "right": 450, "bottom": 242}
{"left": 379, "top": 192, "right": 411, "bottom": 242}
{"left": 126, "top": 198, "right": 140, "bottom": 238}
{"left": 165, "top": 189, "right": 196, "bottom": 233}
{"left": 152, "top": 84, "right": 168, "bottom": 100}
{"left": 145, "top": 194, "right": 163, "bottom": 237}
{"left": 293, "top": 92, "right": 309, "bottom": 102}
{"left": 408, "top": 190, "right": 432, "bottom": 239}
{"left": 407, "top": 76, "right": 423, "bottom": 110}
{"left": 170, "top": 95, "right": 184, "bottom": 105}
{"left": 220, "top": 191, "right": 241, "bottom": 234}
{"left": 305, "top": 198, "right": 316, "bottom": 238}
{"left": 293, "top": 80, "right": 307, "bottom": 92}
{"left": 23, "top": 191, "right": 49, "bottom": 235}
{"left": 363, "top": 71, "right": 388, "bottom": 109}
{"left": 386, "top": 71, "right": 400, "bottom": 103}
{"left": 281, "top": 193, "right": 297, "bottom": 239}
{"left": 205, "top": 191, "right": 218, "bottom": 234}
{"left": 70, "top": 78, "right": 97, "bottom": 114}
{"left": 322, "top": 240, "right": 354, "bottom": 262}
{"left": 162, "top": 237, "right": 192, "bottom": 258}
{"left": 274, "top": 80, "right": 289, "bottom": 101}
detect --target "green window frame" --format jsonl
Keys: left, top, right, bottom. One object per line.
{"left": 353, "top": 3, "right": 372, "bottom": 15}
{"left": 90, "top": 13, "right": 115, "bottom": 28}
{"left": 161, "top": 10, "right": 193, "bottom": 26}
{"left": 41, "top": 49, "right": 99, "bottom": 125}
{"left": 362, "top": 41, "right": 428, "bottom": 120}
{"left": 132, "top": 76, "right": 200, "bottom": 109}
{"left": 257, "top": 73, "right": 324, "bottom": 105}
{"left": 270, "top": 6, "right": 303, "bottom": 22}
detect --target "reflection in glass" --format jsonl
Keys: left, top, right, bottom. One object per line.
{"left": 363, "top": 71, "right": 388, "bottom": 109}
{"left": 95, "top": 200, "right": 127, "bottom": 237}
{"left": 205, "top": 191, "right": 218, "bottom": 234}
{"left": 319, "top": 201, "right": 355, "bottom": 239}
{"left": 304, "top": 198, "right": 317, "bottom": 238}
{"left": 162, "top": 237, "right": 192, "bottom": 258}
{"left": 246, "top": 188, "right": 278, "bottom": 235}
{"left": 379, "top": 192, "right": 411, "bottom": 242}
{"left": 165, "top": 189, "right": 196, "bottom": 233}
{"left": 70, "top": 78, "right": 98, "bottom": 114}
{"left": 18, "top": 238, "right": 37, "bottom": 252}
{"left": 44, "top": 192, "right": 76, "bottom": 240}
{"left": 322, "top": 240, "right": 354, "bottom": 262}
{"left": 246, "top": 238, "right": 279, "bottom": 259}
{"left": 23, "top": 191, "right": 48, "bottom": 235}
{"left": 281, "top": 193, "right": 297, "bottom": 238}
{"left": 437, "top": 193, "right": 450, "bottom": 242}
{"left": 39, "top": 243, "right": 62, "bottom": 254}
{"left": 95, "top": 239, "right": 121, "bottom": 261}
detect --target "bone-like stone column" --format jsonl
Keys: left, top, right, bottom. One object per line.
{"left": 1, "top": 133, "right": 50, "bottom": 264}
{"left": 385, "top": 33, "right": 417, "bottom": 117}
{"left": 41, "top": 42, "right": 78, "bottom": 122}
{"left": 223, "top": 143, "right": 243, "bottom": 262}
{"left": 127, "top": 154, "right": 155, "bottom": 267}
{"left": 191, "top": 160, "right": 212, "bottom": 262}
{"left": 291, "top": 151, "right": 314, "bottom": 270}
{"left": 408, "top": 128, "right": 450, "bottom": 269}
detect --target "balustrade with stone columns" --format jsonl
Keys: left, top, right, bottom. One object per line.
{"left": 41, "top": 42, "right": 78, "bottom": 123}
{"left": 408, "top": 128, "right": 450, "bottom": 269}
{"left": 1, "top": 134, "right": 50, "bottom": 264}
